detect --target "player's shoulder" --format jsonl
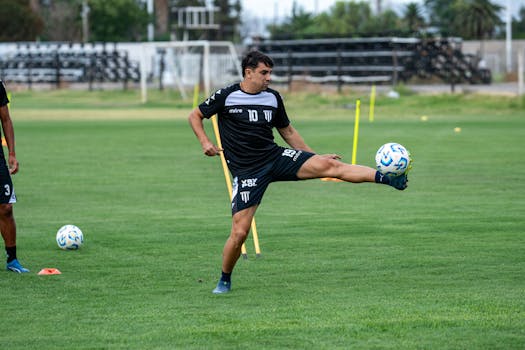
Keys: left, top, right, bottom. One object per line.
{"left": 214, "top": 83, "right": 240, "bottom": 97}
{"left": 264, "top": 87, "right": 283, "bottom": 99}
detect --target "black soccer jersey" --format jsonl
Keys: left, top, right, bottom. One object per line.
{"left": 199, "top": 83, "right": 291, "bottom": 175}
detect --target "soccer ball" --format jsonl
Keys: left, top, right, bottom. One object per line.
{"left": 375, "top": 142, "right": 411, "bottom": 177}
{"left": 56, "top": 225, "right": 84, "bottom": 250}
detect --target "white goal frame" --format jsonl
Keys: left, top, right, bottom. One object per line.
{"left": 140, "top": 40, "right": 241, "bottom": 103}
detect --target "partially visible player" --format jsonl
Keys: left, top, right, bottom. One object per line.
{"left": 0, "top": 80, "right": 29, "bottom": 273}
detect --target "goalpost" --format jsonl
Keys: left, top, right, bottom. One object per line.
{"left": 139, "top": 40, "right": 241, "bottom": 103}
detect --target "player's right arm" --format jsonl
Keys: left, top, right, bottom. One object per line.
{"left": 188, "top": 107, "right": 222, "bottom": 157}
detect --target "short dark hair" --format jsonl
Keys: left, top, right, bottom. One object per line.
{"left": 241, "top": 50, "right": 274, "bottom": 77}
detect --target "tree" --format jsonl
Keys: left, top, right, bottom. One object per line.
{"left": 0, "top": 0, "right": 43, "bottom": 41}
{"left": 403, "top": 2, "right": 425, "bottom": 35}
{"left": 453, "top": 0, "right": 502, "bottom": 56}
{"left": 454, "top": 0, "right": 502, "bottom": 40}
{"left": 424, "top": 0, "right": 459, "bottom": 36}
{"left": 89, "top": 0, "right": 149, "bottom": 42}
{"left": 38, "top": 0, "right": 83, "bottom": 41}
{"left": 210, "top": 0, "right": 242, "bottom": 42}
{"left": 512, "top": 6, "right": 525, "bottom": 39}
{"left": 268, "top": 4, "right": 316, "bottom": 39}
{"left": 425, "top": 0, "right": 502, "bottom": 40}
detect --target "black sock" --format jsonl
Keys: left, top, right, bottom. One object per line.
{"left": 220, "top": 271, "right": 231, "bottom": 283}
{"left": 6, "top": 246, "right": 16, "bottom": 263}
{"left": 375, "top": 171, "right": 390, "bottom": 185}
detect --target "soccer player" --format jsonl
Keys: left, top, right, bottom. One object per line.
{"left": 0, "top": 80, "right": 29, "bottom": 273}
{"left": 188, "top": 50, "right": 408, "bottom": 294}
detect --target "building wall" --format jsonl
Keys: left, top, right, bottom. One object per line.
{"left": 463, "top": 40, "right": 525, "bottom": 77}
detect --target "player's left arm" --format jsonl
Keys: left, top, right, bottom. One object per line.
{"left": 277, "top": 124, "right": 314, "bottom": 152}
{"left": 277, "top": 125, "right": 340, "bottom": 159}
{"left": 0, "top": 105, "right": 19, "bottom": 174}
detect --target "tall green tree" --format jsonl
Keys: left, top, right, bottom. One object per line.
{"left": 512, "top": 6, "right": 525, "bottom": 39}
{"left": 403, "top": 2, "right": 425, "bottom": 34}
{"left": 0, "top": 0, "right": 43, "bottom": 41}
{"left": 268, "top": 4, "right": 316, "bottom": 39}
{"left": 89, "top": 0, "right": 149, "bottom": 42}
{"left": 424, "top": 0, "right": 459, "bottom": 35}
{"left": 453, "top": 0, "right": 502, "bottom": 56}
{"left": 425, "top": 0, "right": 502, "bottom": 40}
{"left": 454, "top": 0, "right": 502, "bottom": 40}
{"left": 211, "top": 0, "right": 242, "bottom": 42}
{"left": 268, "top": 1, "right": 403, "bottom": 39}
{"left": 38, "top": 0, "right": 83, "bottom": 41}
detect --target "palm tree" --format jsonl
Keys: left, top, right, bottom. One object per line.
{"left": 454, "top": 0, "right": 503, "bottom": 56}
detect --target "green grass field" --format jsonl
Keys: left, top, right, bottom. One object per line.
{"left": 1, "top": 88, "right": 524, "bottom": 349}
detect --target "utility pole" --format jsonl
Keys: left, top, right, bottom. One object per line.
{"left": 505, "top": 0, "right": 512, "bottom": 73}
{"left": 376, "top": 0, "right": 382, "bottom": 15}
{"left": 81, "top": 0, "right": 90, "bottom": 43}
{"left": 147, "top": 0, "right": 154, "bottom": 41}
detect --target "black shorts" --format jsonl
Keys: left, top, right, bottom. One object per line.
{"left": 0, "top": 159, "right": 16, "bottom": 204}
{"left": 230, "top": 147, "right": 314, "bottom": 215}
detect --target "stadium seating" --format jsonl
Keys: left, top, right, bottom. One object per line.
{"left": 0, "top": 43, "right": 140, "bottom": 86}
{"left": 254, "top": 37, "right": 491, "bottom": 85}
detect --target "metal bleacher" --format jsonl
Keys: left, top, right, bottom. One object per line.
{"left": 254, "top": 37, "right": 491, "bottom": 85}
{"left": 0, "top": 42, "right": 140, "bottom": 86}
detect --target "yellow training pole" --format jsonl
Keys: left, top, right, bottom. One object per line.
{"left": 192, "top": 84, "right": 200, "bottom": 110}
{"left": 210, "top": 115, "right": 260, "bottom": 258}
{"left": 194, "top": 84, "right": 251, "bottom": 258}
{"left": 369, "top": 85, "right": 376, "bottom": 122}
{"left": 351, "top": 100, "right": 361, "bottom": 165}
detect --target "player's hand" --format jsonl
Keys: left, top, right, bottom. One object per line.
{"left": 8, "top": 154, "right": 19, "bottom": 175}
{"left": 320, "top": 153, "right": 341, "bottom": 160}
{"left": 202, "top": 142, "right": 223, "bottom": 157}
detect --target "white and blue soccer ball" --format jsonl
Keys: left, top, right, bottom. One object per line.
{"left": 375, "top": 142, "right": 411, "bottom": 177}
{"left": 56, "top": 225, "right": 84, "bottom": 250}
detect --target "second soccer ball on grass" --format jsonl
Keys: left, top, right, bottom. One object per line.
{"left": 56, "top": 224, "right": 84, "bottom": 250}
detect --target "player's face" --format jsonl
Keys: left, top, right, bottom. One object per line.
{"left": 246, "top": 62, "right": 272, "bottom": 91}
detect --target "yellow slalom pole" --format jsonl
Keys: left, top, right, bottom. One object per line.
{"left": 193, "top": 83, "right": 252, "bottom": 258}
{"left": 192, "top": 84, "right": 200, "bottom": 109}
{"left": 369, "top": 85, "right": 376, "bottom": 122}
{"left": 251, "top": 217, "right": 261, "bottom": 257}
{"left": 210, "top": 115, "right": 260, "bottom": 258}
{"left": 351, "top": 100, "right": 361, "bottom": 165}
{"left": 195, "top": 83, "right": 250, "bottom": 258}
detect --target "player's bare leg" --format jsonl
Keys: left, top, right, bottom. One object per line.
{"left": 213, "top": 205, "right": 258, "bottom": 294}
{"left": 297, "top": 155, "right": 407, "bottom": 190}
{"left": 297, "top": 155, "right": 375, "bottom": 181}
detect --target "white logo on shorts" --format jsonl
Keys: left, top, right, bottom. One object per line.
{"left": 240, "top": 191, "right": 250, "bottom": 203}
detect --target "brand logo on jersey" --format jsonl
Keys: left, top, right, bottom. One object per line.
{"left": 229, "top": 108, "right": 243, "bottom": 114}
{"left": 241, "top": 178, "right": 258, "bottom": 188}
{"left": 240, "top": 191, "right": 250, "bottom": 203}
{"left": 263, "top": 110, "right": 273, "bottom": 122}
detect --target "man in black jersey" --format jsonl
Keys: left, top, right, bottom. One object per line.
{"left": 189, "top": 50, "right": 408, "bottom": 294}
{"left": 0, "top": 81, "right": 29, "bottom": 273}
